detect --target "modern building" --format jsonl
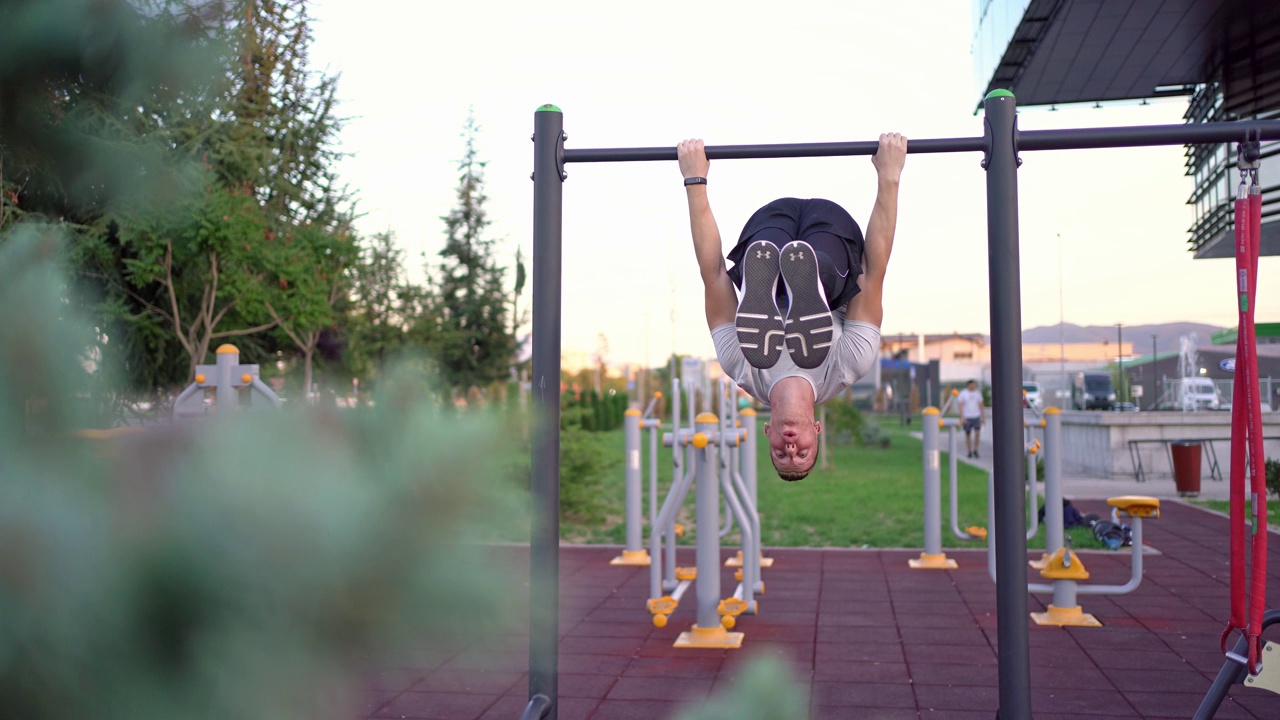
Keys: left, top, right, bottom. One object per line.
{"left": 972, "top": 0, "right": 1280, "bottom": 258}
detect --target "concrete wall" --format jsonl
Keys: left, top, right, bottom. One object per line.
{"left": 1059, "top": 410, "right": 1280, "bottom": 480}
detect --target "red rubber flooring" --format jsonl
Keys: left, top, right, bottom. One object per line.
{"left": 359, "top": 501, "right": 1280, "bottom": 719}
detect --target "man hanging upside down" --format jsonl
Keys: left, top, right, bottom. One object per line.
{"left": 677, "top": 133, "right": 907, "bottom": 481}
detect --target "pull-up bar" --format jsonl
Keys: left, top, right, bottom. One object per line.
{"left": 525, "top": 92, "right": 1280, "bottom": 720}
{"left": 561, "top": 119, "right": 1280, "bottom": 163}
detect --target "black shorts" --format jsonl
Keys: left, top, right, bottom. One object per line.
{"left": 725, "top": 198, "right": 864, "bottom": 310}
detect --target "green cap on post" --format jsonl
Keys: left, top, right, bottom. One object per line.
{"left": 536, "top": 103, "right": 562, "bottom": 113}
{"left": 985, "top": 89, "right": 1015, "bottom": 100}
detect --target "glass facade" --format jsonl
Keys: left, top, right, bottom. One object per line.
{"left": 1184, "top": 84, "right": 1280, "bottom": 257}
{"left": 970, "top": 0, "right": 1032, "bottom": 99}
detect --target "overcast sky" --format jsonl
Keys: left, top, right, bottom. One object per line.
{"left": 307, "top": 0, "right": 1278, "bottom": 368}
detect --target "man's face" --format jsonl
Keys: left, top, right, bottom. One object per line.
{"left": 764, "top": 421, "right": 818, "bottom": 475}
{"left": 967, "top": 382, "right": 977, "bottom": 391}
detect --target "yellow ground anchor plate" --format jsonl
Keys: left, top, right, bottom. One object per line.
{"left": 609, "top": 549, "right": 651, "bottom": 566}
{"left": 725, "top": 550, "right": 775, "bottom": 568}
{"left": 908, "top": 552, "right": 958, "bottom": 570}
{"left": 674, "top": 566, "right": 697, "bottom": 581}
{"left": 1245, "top": 642, "right": 1280, "bottom": 695}
{"left": 1031, "top": 604, "right": 1102, "bottom": 627}
{"left": 674, "top": 624, "right": 744, "bottom": 649}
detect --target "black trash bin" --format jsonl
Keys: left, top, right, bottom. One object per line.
{"left": 1170, "top": 441, "right": 1202, "bottom": 497}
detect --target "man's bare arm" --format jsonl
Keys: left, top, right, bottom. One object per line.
{"left": 847, "top": 133, "right": 907, "bottom": 327}
{"left": 678, "top": 139, "right": 737, "bottom": 330}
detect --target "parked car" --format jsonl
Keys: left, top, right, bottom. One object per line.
{"left": 1022, "top": 381, "right": 1042, "bottom": 409}
{"left": 1072, "top": 371, "right": 1115, "bottom": 411}
{"left": 1114, "top": 402, "right": 1139, "bottom": 412}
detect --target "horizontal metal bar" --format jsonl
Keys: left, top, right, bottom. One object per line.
{"left": 561, "top": 120, "right": 1280, "bottom": 164}
{"left": 563, "top": 137, "right": 984, "bottom": 163}
{"left": 1019, "top": 120, "right": 1280, "bottom": 151}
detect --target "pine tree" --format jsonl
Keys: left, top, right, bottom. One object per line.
{"left": 426, "top": 115, "right": 517, "bottom": 403}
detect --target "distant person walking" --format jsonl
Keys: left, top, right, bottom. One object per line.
{"left": 956, "top": 379, "right": 985, "bottom": 458}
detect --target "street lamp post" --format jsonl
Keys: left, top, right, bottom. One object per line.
{"left": 1116, "top": 323, "right": 1125, "bottom": 405}
{"left": 1151, "top": 334, "right": 1159, "bottom": 410}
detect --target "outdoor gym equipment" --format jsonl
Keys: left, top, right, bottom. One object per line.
{"left": 911, "top": 407, "right": 1043, "bottom": 568}
{"left": 173, "top": 344, "right": 280, "bottom": 418}
{"left": 1222, "top": 134, "right": 1271, "bottom": 680}
{"left": 983, "top": 407, "right": 1162, "bottom": 627}
{"left": 646, "top": 376, "right": 762, "bottom": 647}
{"left": 610, "top": 392, "right": 663, "bottom": 566}
{"left": 523, "top": 96, "right": 1280, "bottom": 720}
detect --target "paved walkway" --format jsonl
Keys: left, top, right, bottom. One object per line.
{"left": 357, "top": 502, "right": 1280, "bottom": 720}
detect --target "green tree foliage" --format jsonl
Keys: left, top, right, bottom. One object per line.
{"left": 346, "top": 231, "right": 421, "bottom": 386}
{"left": 0, "top": 227, "right": 521, "bottom": 720}
{"left": 424, "top": 115, "right": 518, "bottom": 402}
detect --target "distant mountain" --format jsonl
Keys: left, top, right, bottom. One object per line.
{"left": 1022, "top": 322, "right": 1226, "bottom": 355}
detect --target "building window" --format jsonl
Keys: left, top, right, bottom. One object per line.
{"left": 954, "top": 352, "right": 973, "bottom": 360}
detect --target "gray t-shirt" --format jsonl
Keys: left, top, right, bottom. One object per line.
{"left": 712, "top": 315, "right": 880, "bottom": 407}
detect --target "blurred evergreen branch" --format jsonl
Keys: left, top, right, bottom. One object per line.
{"left": 0, "top": 226, "right": 522, "bottom": 720}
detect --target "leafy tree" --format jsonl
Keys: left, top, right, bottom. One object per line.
{"left": 265, "top": 220, "right": 358, "bottom": 399}
{"left": 104, "top": 181, "right": 279, "bottom": 376}
{"left": 425, "top": 116, "right": 517, "bottom": 403}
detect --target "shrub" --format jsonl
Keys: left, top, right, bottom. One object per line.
{"left": 1266, "top": 458, "right": 1280, "bottom": 499}
{"left": 822, "top": 397, "right": 864, "bottom": 447}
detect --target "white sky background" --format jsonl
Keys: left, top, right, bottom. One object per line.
{"left": 307, "top": 0, "right": 1279, "bottom": 367}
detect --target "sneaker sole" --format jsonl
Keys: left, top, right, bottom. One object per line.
{"left": 779, "top": 240, "right": 833, "bottom": 370}
{"left": 736, "top": 240, "right": 784, "bottom": 369}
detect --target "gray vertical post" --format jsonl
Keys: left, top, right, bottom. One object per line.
{"left": 215, "top": 346, "right": 238, "bottom": 411}
{"left": 528, "top": 103, "right": 563, "bottom": 720}
{"left": 983, "top": 89, "right": 1033, "bottom": 720}
{"left": 611, "top": 409, "right": 648, "bottom": 564}
{"left": 1043, "top": 407, "right": 1064, "bottom": 554}
{"left": 741, "top": 408, "right": 758, "bottom": 518}
{"left": 911, "top": 407, "right": 956, "bottom": 569}
{"left": 694, "top": 413, "right": 720, "bottom": 631}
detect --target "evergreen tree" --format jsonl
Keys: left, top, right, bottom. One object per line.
{"left": 426, "top": 115, "right": 517, "bottom": 403}
{"left": 347, "top": 230, "right": 418, "bottom": 382}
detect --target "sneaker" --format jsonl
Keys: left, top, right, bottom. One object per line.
{"left": 735, "top": 240, "right": 785, "bottom": 369}
{"left": 779, "top": 240, "right": 834, "bottom": 369}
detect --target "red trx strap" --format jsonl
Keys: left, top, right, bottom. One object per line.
{"left": 1221, "top": 134, "right": 1266, "bottom": 675}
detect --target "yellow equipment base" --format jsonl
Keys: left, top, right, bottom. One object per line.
{"left": 609, "top": 550, "right": 652, "bottom": 566}
{"left": 1028, "top": 554, "right": 1049, "bottom": 571}
{"left": 1031, "top": 604, "right": 1102, "bottom": 627}
{"left": 908, "top": 552, "right": 958, "bottom": 570}
{"left": 724, "top": 551, "right": 774, "bottom": 568}
{"left": 674, "top": 624, "right": 744, "bottom": 649}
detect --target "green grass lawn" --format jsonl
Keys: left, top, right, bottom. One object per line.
{"left": 545, "top": 414, "right": 1114, "bottom": 551}
{"left": 1190, "top": 500, "right": 1280, "bottom": 526}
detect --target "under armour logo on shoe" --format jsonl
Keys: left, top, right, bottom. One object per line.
{"left": 756, "top": 249, "right": 771, "bottom": 259}
{"left": 790, "top": 251, "right": 805, "bottom": 261}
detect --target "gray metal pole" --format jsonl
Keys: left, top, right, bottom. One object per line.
{"left": 922, "top": 408, "right": 942, "bottom": 556}
{"left": 215, "top": 346, "right": 238, "bottom": 411}
{"left": 1044, "top": 408, "right": 1064, "bottom": 554}
{"left": 620, "top": 409, "right": 643, "bottom": 557}
{"left": 529, "top": 103, "right": 564, "bottom": 720}
{"left": 694, "top": 413, "right": 721, "bottom": 631}
{"left": 983, "top": 89, "right": 1033, "bottom": 720}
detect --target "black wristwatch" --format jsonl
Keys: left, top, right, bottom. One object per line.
{"left": 683, "top": 177, "right": 708, "bottom": 186}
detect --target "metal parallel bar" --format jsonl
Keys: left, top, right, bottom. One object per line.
{"left": 529, "top": 105, "right": 564, "bottom": 720}
{"left": 561, "top": 120, "right": 1280, "bottom": 164}
{"left": 984, "top": 91, "right": 1033, "bottom": 720}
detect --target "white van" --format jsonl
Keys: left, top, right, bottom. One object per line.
{"left": 1177, "top": 377, "right": 1221, "bottom": 411}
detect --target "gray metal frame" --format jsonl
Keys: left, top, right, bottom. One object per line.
{"left": 525, "top": 98, "right": 1280, "bottom": 720}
